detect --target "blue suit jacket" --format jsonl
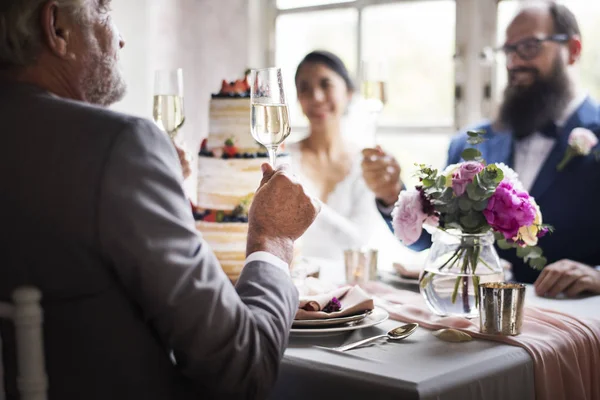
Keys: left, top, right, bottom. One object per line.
{"left": 384, "top": 96, "right": 600, "bottom": 283}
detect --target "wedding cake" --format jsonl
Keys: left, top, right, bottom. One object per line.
{"left": 194, "top": 75, "right": 289, "bottom": 282}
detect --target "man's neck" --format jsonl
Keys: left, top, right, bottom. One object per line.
{"left": 1, "top": 62, "right": 83, "bottom": 102}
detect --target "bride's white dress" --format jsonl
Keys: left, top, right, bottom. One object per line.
{"left": 287, "top": 142, "right": 403, "bottom": 263}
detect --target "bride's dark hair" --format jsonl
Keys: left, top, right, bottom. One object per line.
{"left": 294, "top": 50, "right": 355, "bottom": 92}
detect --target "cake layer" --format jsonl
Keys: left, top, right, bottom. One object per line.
{"left": 197, "top": 220, "right": 247, "bottom": 282}
{"left": 197, "top": 157, "right": 263, "bottom": 210}
{"left": 207, "top": 98, "right": 264, "bottom": 153}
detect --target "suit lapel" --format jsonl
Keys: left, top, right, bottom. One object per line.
{"left": 529, "top": 97, "right": 600, "bottom": 199}
{"left": 484, "top": 129, "right": 514, "bottom": 166}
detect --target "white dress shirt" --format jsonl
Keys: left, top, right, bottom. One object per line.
{"left": 513, "top": 92, "right": 587, "bottom": 192}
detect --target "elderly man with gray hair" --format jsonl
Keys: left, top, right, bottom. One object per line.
{"left": 0, "top": 1, "right": 320, "bottom": 399}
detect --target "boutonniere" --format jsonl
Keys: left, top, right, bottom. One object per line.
{"left": 557, "top": 128, "right": 599, "bottom": 171}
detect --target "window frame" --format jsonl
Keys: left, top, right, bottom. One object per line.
{"left": 268, "top": 0, "right": 501, "bottom": 132}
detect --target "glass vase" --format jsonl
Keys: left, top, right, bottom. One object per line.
{"left": 419, "top": 229, "right": 504, "bottom": 318}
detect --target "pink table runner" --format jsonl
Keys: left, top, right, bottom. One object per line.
{"left": 362, "top": 281, "right": 600, "bottom": 400}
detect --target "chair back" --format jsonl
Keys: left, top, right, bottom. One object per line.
{"left": 0, "top": 287, "right": 47, "bottom": 400}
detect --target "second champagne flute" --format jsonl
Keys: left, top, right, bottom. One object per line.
{"left": 250, "top": 68, "right": 291, "bottom": 167}
{"left": 153, "top": 68, "right": 185, "bottom": 141}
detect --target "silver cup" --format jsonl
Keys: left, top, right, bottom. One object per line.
{"left": 478, "top": 282, "right": 526, "bottom": 336}
{"left": 343, "top": 249, "right": 376, "bottom": 284}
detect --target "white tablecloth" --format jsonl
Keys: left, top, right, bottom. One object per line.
{"left": 270, "top": 259, "right": 600, "bottom": 400}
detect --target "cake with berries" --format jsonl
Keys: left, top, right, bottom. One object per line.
{"left": 194, "top": 75, "right": 289, "bottom": 282}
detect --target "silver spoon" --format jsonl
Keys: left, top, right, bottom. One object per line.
{"left": 332, "top": 323, "right": 419, "bottom": 352}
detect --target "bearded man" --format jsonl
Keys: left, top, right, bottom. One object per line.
{"left": 362, "top": 1, "right": 600, "bottom": 297}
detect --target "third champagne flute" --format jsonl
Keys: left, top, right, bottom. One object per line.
{"left": 250, "top": 68, "right": 291, "bottom": 167}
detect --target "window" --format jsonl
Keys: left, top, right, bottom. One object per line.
{"left": 276, "top": 9, "right": 358, "bottom": 127}
{"left": 277, "top": 0, "right": 354, "bottom": 10}
{"left": 362, "top": 1, "right": 455, "bottom": 126}
{"left": 496, "top": 0, "right": 600, "bottom": 102}
{"left": 275, "top": 0, "right": 456, "bottom": 129}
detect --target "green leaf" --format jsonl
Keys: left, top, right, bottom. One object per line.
{"left": 460, "top": 212, "right": 484, "bottom": 230}
{"left": 467, "top": 137, "right": 485, "bottom": 146}
{"left": 461, "top": 148, "right": 482, "bottom": 161}
{"left": 472, "top": 199, "right": 489, "bottom": 212}
{"left": 467, "top": 130, "right": 480, "bottom": 137}
{"left": 497, "top": 238, "right": 513, "bottom": 250}
{"left": 516, "top": 246, "right": 531, "bottom": 258}
{"left": 523, "top": 246, "right": 543, "bottom": 260}
{"left": 529, "top": 256, "right": 547, "bottom": 270}
{"left": 458, "top": 196, "right": 472, "bottom": 212}
{"left": 466, "top": 182, "right": 486, "bottom": 201}
{"left": 422, "top": 178, "right": 435, "bottom": 187}
{"left": 436, "top": 175, "right": 446, "bottom": 187}
{"left": 440, "top": 187, "right": 453, "bottom": 202}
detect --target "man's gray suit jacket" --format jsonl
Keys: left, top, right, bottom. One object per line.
{"left": 0, "top": 79, "right": 298, "bottom": 400}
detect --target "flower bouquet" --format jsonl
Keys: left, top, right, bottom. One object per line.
{"left": 392, "top": 130, "right": 552, "bottom": 317}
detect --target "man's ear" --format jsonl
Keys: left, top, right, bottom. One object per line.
{"left": 566, "top": 35, "right": 582, "bottom": 65}
{"left": 39, "top": 1, "right": 75, "bottom": 60}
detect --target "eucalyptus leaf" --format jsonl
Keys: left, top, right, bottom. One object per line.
{"left": 422, "top": 178, "right": 435, "bottom": 187}
{"left": 496, "top": 239, "right": 513, "bottom": 250}
{"left": 466, "top": 131, "right": 480, "bottom": 137}
{"left": 472, "top": 199, "right": 489, "bottom": 212}
{"left": 461, "top": 148, "right": 481, "bottom": 161}
{"left": 467, "top": 137, "right": 485, "bottom": 145}
{"left": 529, "top": 256, "right": 548, "bottom": 270}
{"left": 524, "top": 246, "right": 543, "bottom": 260}
{"left": 466, "top": 184, "right": 482, "bottom": 201}
{"left": 516, "top": 246, "right": 531, "bottom": 258}
{"left": 458, "top": 196, "right": 472, "bottom": 212}
{"left": 460, "top": 212, "right": 483, "bottom": 229}
{"left": 436, "top": 175, "right": 447, "bottom": 187}
{"left": 441, "top": 187, "right": 454, "bottom": 202}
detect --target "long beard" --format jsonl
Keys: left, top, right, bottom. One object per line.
{"left": 497, "top": 58, "right": 572, "bottom": 139}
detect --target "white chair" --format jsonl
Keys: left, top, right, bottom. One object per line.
{"left": 0, "top": 287, "right": 47, "bottom": 400}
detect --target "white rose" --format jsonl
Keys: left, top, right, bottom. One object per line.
{"left": 568, "top": 128, "right": 599, "bottom": 156}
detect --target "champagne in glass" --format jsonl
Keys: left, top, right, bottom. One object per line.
{"left": 360, "top": 60, "right": 388, "bottom": 113}
{"left": 153, "top": 68, "right": 185, "bottom": 140}
{"left": 361, "top": 80, "right": 387, "bottom": 111}
{"left": 360, "top": 60, "right": 388, "bottom": 146}
{"left": 250, "top": 68, "right": 291, "bottom": 167}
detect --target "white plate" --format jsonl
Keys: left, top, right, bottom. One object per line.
{"left": 292, "top": 310, "right": 372, "bottom": 328}
{"left": 378, "top": 270, "right": 419, "bottom": 286}
{"left": 290, "top": 307, "right": 389, "bottom": 336}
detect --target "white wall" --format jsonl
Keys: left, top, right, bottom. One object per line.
{"left": 110, "top": 0, "right": 250, "bottom": 199}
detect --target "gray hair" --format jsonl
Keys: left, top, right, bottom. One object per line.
{"left": 0, "top": 0, "right": 93, "bottom": 69}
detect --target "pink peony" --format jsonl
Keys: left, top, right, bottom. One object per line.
{"left": 568, "top": 128, "right": 598, "bottom": 155}
{"left": 392, "top": 191, "right": 429, "bottom": 246}
{"left": 452, "top": 161, "right": 485, "bottom": 196}
{"left": 483, "top": 181, "right": 536, "bottom": 239}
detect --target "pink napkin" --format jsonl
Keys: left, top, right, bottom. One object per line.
{"left": 362, "top": 281, "right": 600, "bottom": 400}
{"left": 295, "top": 285, "right": 374, "bottom": 320}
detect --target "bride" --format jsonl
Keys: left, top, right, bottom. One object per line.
{"left": 287, "top": 51, "right": 394, "bottom": 262}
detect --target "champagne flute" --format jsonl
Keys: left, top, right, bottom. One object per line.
{"left": 250, "top": 68, "right": 291, "bottom": 167}
{"left": 360, "top": 59, "right": 388, "bottom": 112}
{"left": 360, "top": 60, "right": 388, "bottom": 146}
{"left": 153, "top": 68, "right": 185, "bottom": 141}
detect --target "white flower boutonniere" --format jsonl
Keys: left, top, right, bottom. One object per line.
{"left": 557, "top": 128, "right": 599, "bottom": 171}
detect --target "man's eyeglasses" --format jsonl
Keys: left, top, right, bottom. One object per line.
{"left": 494, "top": 34, "right": 570, "bottom": 61}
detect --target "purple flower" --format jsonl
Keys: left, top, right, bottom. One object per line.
{"left": 323, "top": 297, "right": 342, "bottom": 313}
{"left": 452, "top": 162, "right": 485, "bottom": 196}
{"left": 392, "top": 191, "right": 431, "bottom": 246}
{"left": 537, "top": 227, "right": 549, "bottom": 238}
{"left": 483, "top": 181, "right": 536, "bottom": 239}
